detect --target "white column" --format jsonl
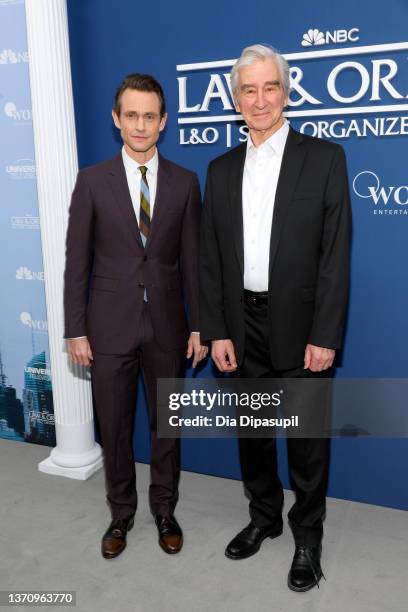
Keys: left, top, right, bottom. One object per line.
{"left": 25, "top": 0, "right": 103, "bottom": 479}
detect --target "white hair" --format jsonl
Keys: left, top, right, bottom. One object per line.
{"left": 230, "top": 43, "right": 290, "bottom": 98}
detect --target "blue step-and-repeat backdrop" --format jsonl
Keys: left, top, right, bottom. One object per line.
{"left": 66, "top": 0, "right": 408, "bottom": 511}
{"left": 1, "top": 0, "right": 406, "bottom": 510}
{"left": 0, "top": 0, "right": 55, "bottom": 448}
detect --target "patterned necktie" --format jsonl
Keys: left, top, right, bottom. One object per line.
{"left": 138, "top": 165, "right": 150, "bottom": 244}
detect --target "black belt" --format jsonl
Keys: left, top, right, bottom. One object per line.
{"left": 244, "top": 289, "right": 268, "bottom": 305}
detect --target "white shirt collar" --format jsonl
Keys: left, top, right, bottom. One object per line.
{"left": 246, "top": 120, "right": 289, "bottom": 157}
{"left": 121, "top": 145, "right": 159, "bottom": 176}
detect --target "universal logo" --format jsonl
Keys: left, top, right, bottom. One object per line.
{"left": 29, "top": 411, "right": 54, "bottom": 423}
{"left": 301, "top": 28, "right": 359, "bottom": 47}
{"left": 6, "top": 159, "right": 35, "bottom": 180}
{"left": 16, "top": 266, "right": 44, "bottom": 281}
{"left": 11, "top": 215, "right": 40, "bottom": 230}
{"left": 353, "top": 171, "right": 408, "bottom": 216}
{"left": 20, "top": 312, "right": 48, "bottom": 332}
{"left": 0, "top": 0, "right": 24, "bottom": 5}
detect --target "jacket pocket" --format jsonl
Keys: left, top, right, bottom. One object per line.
{"left": 301, "top": 286, "right": 316, "bottom": 303}
{"left": 90, "top": 276, "right": 118, "bottom": 292}
{"left": 292, "top": 191, "right": 321, "bottom": 201}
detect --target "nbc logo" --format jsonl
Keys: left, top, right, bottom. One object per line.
{"left": 0, "top": 49, "right": 28, "bottom": 64}
{"left": 301, "top": 27, "right": 360, "bottom": 47}
{"left": 16, "top": 266, "right": 44, "bottom": 281}
{"left": 302, "top": 29, "right": 325, "bottom": 47}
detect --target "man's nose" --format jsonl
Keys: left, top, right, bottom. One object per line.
{"left": 135, "top": 117, "right": 145, "bottom": 131}
{"left": 255, "top": 89, "right": 266, "bottom": 108}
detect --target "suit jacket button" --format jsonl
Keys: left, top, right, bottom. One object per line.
{"left": 138, "top": 282, "right": 144, "bottom": 288}
{"left": 143, "top": 255, "right": 147, "bottom": 261}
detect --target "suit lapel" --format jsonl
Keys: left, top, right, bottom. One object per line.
{"left": 106, "top": 153, "right": 144, "bottom": 249}
{"left": 269, "top": 127, "right": 306, "bottom": 277}
{"left": 229, "top": 143, "right": 246, "bottom": 276}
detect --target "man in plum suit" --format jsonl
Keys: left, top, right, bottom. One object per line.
{"left": 64, "top": 74, "right": 206, "bottom": 559}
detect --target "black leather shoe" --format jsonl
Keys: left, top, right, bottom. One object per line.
{"left": 288, "top": 544, "right": 326, "bottom": 592}
{"left": 225, "top": 520, "right": 283, "bottom": 560}
{"left": 155, "top": 515, "right": 183, "bottom": 554}
{"left": 101, "top": 516, "right": 134, "bottom": 559}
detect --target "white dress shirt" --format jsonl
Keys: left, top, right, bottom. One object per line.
{"left": 242, "top": 121, "right": 289, "bottom": 291}
{"left": 122, "top": 145, "right": 158, "bottom": 221}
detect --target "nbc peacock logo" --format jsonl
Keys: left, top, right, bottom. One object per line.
{"left": 301, "top": 29, "right": 325, "bottom": 47}
{"left": 301, "top": 27, "right": 360, "bottom": 47}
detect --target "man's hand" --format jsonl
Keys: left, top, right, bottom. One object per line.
{"left": 67, "top": 337, "right": 93, "bottom": 367}
{"left": 304, "top": 344, "right": 335, "bottom": 372}
{"left": 186, "top": 333, "right": 208, "bottom": 368}
{"left": 211, "top": 339, "right": 237, "bottom": 373}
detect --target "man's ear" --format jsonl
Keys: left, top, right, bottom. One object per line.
{"left": 159, "top": 112, "right": 168, "bottom": 132}
{"left": 112, "top": 110, "right": 121, "bottom": 129}
{"left": 234, "top": 96, "right": 241, "bottom": 113}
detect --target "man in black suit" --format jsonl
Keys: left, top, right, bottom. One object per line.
{"left": 64, "top": 74, "right": 207, "bottom": 559}
{"left": 200, "top": 45, "right": 351, "bottom": 591}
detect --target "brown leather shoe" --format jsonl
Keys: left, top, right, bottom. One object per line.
{"left": 155, "top": 515, "right": 183, "bottom": 554}
{"left": 101, "top": 516, "right": 134, "bottom": 559}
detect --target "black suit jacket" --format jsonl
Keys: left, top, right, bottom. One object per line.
{"left": 64, "top": 152, "right": 201, "bottom": 354}
{"left": 199, "top": 127, "right": 351, "bottom": 370}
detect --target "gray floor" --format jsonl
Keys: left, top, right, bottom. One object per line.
{"left": 0, "top": 438, "right": 406, "bottom": 612}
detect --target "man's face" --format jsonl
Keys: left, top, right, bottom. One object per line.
{"left": 112, "top": 88, "right": 167, "bottom": 157}
{"left": 235, "top": 57, "right": 287, "bottom": 139}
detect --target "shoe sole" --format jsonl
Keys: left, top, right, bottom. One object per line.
{"left": 224, "top": 528, "right": 283, "bottom": 560}
{"left": 101, "top": 519, "right": 134, "bottom": 560}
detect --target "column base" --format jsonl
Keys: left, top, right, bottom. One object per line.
{"left": 39, "top": 450, "right": 103, "bottom": 480}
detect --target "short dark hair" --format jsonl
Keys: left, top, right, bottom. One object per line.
{"left": 113, "top": 73, "right": 166, "bottom": 117}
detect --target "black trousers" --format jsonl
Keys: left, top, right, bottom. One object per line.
{"left": 91, "top": 303, "right": 185, "bottom": 520}
{"left": 238, "top": 294, "right": 331, "bottom": 546}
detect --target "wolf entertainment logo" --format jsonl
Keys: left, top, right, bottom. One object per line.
{"left": 20, "top": 312, "right": 48, "bottom": 332}
{"left": 4, "top": 101, "right": 32, "bottom": 122}
{"left": 353, "top": 171, "right": 408, "bottom": 216}
{"left": 301, "top": 28, "right": 360, "bottom": 47}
